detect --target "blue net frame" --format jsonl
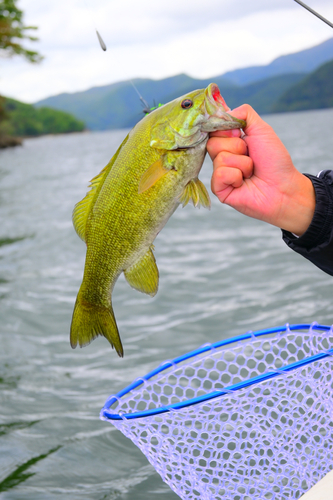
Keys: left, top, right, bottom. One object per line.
{"left": 101, "top": 323, "right": 333, "bottom": 499}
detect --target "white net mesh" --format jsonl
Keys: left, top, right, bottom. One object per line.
{"left": 101, "top": 324, "right": 333, "bottom": 499}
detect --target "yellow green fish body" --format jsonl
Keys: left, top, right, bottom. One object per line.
{"left": 70, "top": 83, "right": 245, "bottom": 356}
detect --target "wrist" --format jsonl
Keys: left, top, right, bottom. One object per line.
{"left": 276, "top": 174, "right": 316, "bottom": 236}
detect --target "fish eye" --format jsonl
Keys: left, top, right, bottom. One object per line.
{"left": 181, "top": 99, "right": 193, "bottom": 109}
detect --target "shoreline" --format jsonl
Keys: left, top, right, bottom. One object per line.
{"left": 0, "top": 134, "right": 23, "bottom": 149}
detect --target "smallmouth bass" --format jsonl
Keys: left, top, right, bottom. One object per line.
{"left": 70, "top": 83, "right": 245, "bottom": 356}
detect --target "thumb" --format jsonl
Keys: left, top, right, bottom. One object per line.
{"left": 228, "top": 104, "right": 271, "bottom": 137}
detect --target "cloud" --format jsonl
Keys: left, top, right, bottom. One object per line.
{"left": 20, "top": 0, "right": 333, "bottom": 48}
{"left": 2, "top": 0, "right": 333, "bottom": 102}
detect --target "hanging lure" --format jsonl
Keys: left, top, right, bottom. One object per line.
{"left": 96, "top": 30, "right": 107, "bottom": 51}
{"left": 94, "top": 27, "right": 157, "bottom": 113}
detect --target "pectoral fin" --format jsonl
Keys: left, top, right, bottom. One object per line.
{"left": 138, "top": 158, "right": 170, "bottom": 193}
{"left": 179, "top": 178, "right": 211, "bottom": 209}
{"left": 124, "top": 248, "right": 159, "bottom": 296}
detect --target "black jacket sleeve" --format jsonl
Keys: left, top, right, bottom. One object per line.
{"left": 282, "top": 170, "right": 333, "bottom": 276}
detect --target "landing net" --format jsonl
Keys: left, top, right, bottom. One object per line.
{"left": 101, "top": 323, "right": 333, "bottom": 499}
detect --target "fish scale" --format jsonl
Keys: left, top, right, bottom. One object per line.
{"left": 70, "top": 83, "right": 246, "bottom": 357}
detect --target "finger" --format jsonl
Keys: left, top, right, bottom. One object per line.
{"left": 213, "top": 151, "right": 253, "bottom": 179}
{"left": 226, "top": 104, "right": 271, "bottom": 136}
{"left": 207, "top": 137, "right": 248, "bottom": 161}
{"left": 211, "top": 166, "right": 244, "bottom": 200}
{"left": 209, "top": 129, "right": 242, "bottom": 139}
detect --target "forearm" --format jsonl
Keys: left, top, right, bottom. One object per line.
{"left": 282, "top": 171, "right": 333, "bottom": 276}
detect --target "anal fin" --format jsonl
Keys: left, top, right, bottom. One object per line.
{"left": 124, "top": 248, "right": 159, "bottom": 296}
{"left": 179, "top": 178, "right": 211, "bottom": 209}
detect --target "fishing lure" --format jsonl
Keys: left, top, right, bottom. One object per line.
{"left": 94, "top": 30, "right": 158, "bottom": 113}
{"left": 96, "top": 30, "right": 107, "bottom": 51}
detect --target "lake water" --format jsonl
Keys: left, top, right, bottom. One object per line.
{"left": 1, "top": 108, "right": 333, "bottom": 499}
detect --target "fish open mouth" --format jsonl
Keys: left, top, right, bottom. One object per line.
{"left": 201, "top": 83, "right": 246, "bottom": 131}
{"left": 208, "top": 83, "right": 230, "bottom": 111}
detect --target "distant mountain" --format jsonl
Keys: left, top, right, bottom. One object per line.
{"left": 34, "top": 72, "right": 307, "bottom": 130}
{"left": 35, "top": 74, "right": 234, "bottom": 130}
{"left": 221, "top": 37, "right": 333, "bottom": 86}
{"left": 272, "top": 59, "right": 333, "bottom": 112}
{"left": 220, "top": 73, "right": 306, "bottom": 114}
{"left": 34, "top": 37, "right": 333, "bottom": 130}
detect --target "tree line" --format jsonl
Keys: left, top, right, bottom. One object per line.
{"left": 0, "top": 1, "right": 85, "bottom": 146}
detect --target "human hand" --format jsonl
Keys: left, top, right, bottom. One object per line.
{"left": 207, "top": 104, "right": 315, "bottom": 236}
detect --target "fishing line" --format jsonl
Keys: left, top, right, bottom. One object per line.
{"left": 293, "top": 0, "right": 333, "bottom": 28}
{"left": 83, "top": 0, "right": 151, "bottom": 111}
{"left": 95, "top": 34, "right": 151, "bottom": 112}
{"left": 82, "top": 0, "right": 108, "bottom": 50}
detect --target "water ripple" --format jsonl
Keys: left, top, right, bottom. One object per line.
{"left": 1, "top": 111, "right": 333, "bottom": 499}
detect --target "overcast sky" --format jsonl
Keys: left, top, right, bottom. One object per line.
{"left": 1, "top": 0, "right": 333, "bottom": 103}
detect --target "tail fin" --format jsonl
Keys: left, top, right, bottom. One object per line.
{"left": 70, "top": 294, "right": 123, "bottom": 357}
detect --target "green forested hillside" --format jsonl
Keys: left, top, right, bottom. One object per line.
{"left": 272, "top": 59, "right": 333, "bottom": 112}
{"left": 220, "top": 73, "right": 307, "bottom": 114}
{"left": 1, "top": 97, "right": 85, "bottom": 137}
{"left": 222, "top": 37, "right": 333, "bottom": 85}
{"left": 31, "top": 36, "right": 333, "bottom": 130}
{"left": 35, "top": 74, "right": 234, "bottom": 130}
{"left": 34, "top": 72, "right": 307, "bottom": 130}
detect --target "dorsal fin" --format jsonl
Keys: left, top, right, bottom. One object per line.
{"left": 72, "top": 134, "right": 129, "bottom": 242}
